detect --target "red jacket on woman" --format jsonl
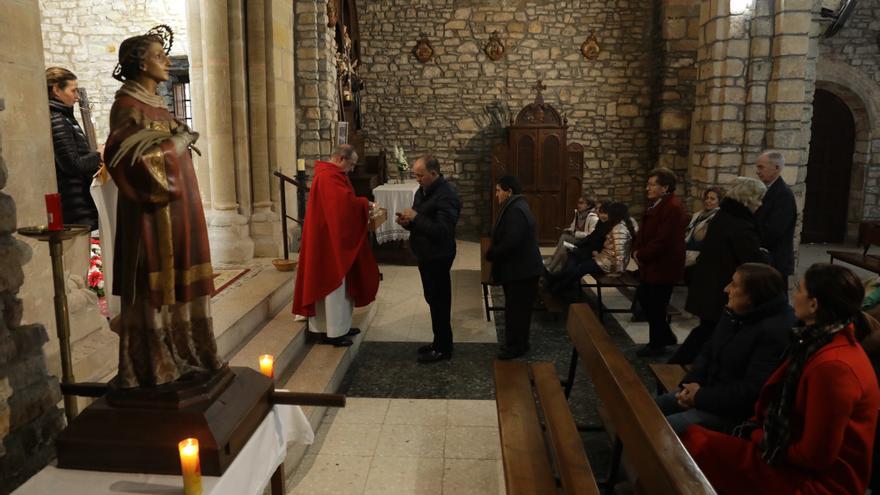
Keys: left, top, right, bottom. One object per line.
{"left": 633, "top": 193, "right": 688, "bottom": 285}
{"left": 683, "top": 328, "right": 880, "bottom": 494}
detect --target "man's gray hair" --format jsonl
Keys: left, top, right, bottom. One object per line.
{"left": 726, "top": 176, "right": 767, "bottom": 212}
{"left": 760, "top": 150, "right": 785, "bottom": 170}
{"left": 334, "top": 144, "right": 358, "bottom": 162}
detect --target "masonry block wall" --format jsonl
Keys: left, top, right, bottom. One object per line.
{"left": 39, "top": 0, "right": 189, "bottom": 140}
{"left": 357, "top": 0, "right": 659, "bottom": 236}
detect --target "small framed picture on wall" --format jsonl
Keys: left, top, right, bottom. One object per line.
{"left": 337, "top": 121, "right": 348, "bottom": 145}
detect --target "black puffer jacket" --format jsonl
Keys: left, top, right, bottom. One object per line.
{"left": 486, "top": 195, "right": 543, "bottom": 284}
{"left": 685, "top": 198, "right": 766, "bottom": 321}
{"left": 49, "top": 99, "right": 101, "bottom": 229}
{"left": 682, "top": 295, "right": 795, "bottom": 422}
{"left": 407, "top": 176, "right": 462, "bottom": 261}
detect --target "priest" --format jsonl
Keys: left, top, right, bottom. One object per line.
{"left": 293, "top": 145, "right": 380, "bottom": 346}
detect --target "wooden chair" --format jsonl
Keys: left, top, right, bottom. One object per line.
{"left": 494, "top": 360, "right": 600, "bottom": 495}
{"left": 566, "top": 303, "right": 716, "bottom": 494}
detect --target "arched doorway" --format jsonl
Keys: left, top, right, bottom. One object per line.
{"left": 802, "top": 89, "right": 856, "bottom": 243}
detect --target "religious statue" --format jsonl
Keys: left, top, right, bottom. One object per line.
{"left": 336, "top": 26, "right": 357, "bottom": 103}
{"left": 104, "top": 25, "right": 223, "bottom": 389}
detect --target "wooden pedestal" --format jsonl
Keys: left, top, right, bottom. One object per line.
{"left": 56, "top": 367, "right": 273, "bottom": 476}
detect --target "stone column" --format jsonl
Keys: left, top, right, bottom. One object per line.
{"left": 268, "top": 0, "right": 299, "bottom": 252}
{"left": 199, "top": 0, "right": 254, "bottom": 263}
{"left": 688, "top": 0, "right": 753, "bottom": 202}
{"left": 247, "top": 0, "right": 281, "bottom": 257}
{"left": 185, "top": 0, "right": 213, "bottom": 208}
{"left": 228, "top": 0, "right": 252, "bottom": 219}
{"left": 0, "top": 2, "right": 66, "bottom": 491}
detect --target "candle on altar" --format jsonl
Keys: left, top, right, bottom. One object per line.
{"left": 178, "top": 438, "right": 202, "bottom": 495}
{"left": 259, "top": 354, "right": 274, "bottom": 378}
{"left": 296, "top": 158, "right": 306, "bottom": 172}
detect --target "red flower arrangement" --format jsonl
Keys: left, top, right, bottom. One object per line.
{"left": 88, "top": 237, "right": 105, "bottom": 298}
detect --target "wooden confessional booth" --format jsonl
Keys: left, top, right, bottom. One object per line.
{"left": 490, "top": 84, "right": 584, "bottom": 245}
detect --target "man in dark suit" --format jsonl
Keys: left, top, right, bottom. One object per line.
{"left": 633, "top": 168, "right": 689, "bottom": 357}
{"left": 396, "top": 155, "right": 462, "bottom": 363}
{"left": 754, "top": 150, "right": 797, "bottom": 292}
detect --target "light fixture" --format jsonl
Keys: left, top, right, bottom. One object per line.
{"left": 730, "top": 0, "right": 753, "bottom": 14}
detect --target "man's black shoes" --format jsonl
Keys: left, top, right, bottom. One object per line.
{"left": 417, "top": 350, "right": 452, "bottom": 363}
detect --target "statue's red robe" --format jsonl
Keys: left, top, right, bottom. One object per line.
{"left": 293, "top": 161, "right": 379, "bottom": 317}
{"left": 104, "top": 88, "right": 221, "bottom": 388}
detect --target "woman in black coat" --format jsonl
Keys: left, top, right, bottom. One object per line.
{"left": 47, "top": 67, "right": 102, "bottom": 230}
{"left": 656, "top": 262, "right": 794, "bottom": 433}
{"left": 671, "top": 177, "right": 768, "bottom": 364}
{"left": 485, "top": 176, "right": 543, "bottom": 360}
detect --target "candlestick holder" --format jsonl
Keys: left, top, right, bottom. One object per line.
{"left": 17, "top": 224, "right": 91, "bottom": 422}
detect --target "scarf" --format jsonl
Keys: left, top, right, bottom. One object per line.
{"left": 574, "top": 208, "right": 591, "bottom": 231}
{"left": 115, "top": 80, "right": 167, "bottom": 108}
{"left": 758, "top": 320, "right": 848, "bottom": 465}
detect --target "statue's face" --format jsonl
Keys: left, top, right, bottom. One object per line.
{"left": 141, "top": 41, "right": 170, "bottom": 83}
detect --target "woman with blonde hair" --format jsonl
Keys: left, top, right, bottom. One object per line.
{"left": 672, "top": 177, "right": 768, "bottom": 364}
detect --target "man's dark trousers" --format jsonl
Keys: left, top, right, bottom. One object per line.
{"left": 639, "top": 283, "right": 676, "bottom": 347}
{"left": 418, "top": 256, "right": 455, "bottom": 354}
{"left": 502, "top": 276, "right": 539, "bottom": 351}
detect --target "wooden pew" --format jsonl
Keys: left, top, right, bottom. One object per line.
{"left": 829, "top": 221, "right": 880, "bottom": 274}
{"left": 494, "top": 360, "right": 600, "bottom": 495}
{"left": 579, "top": 271, "right": 683, "bottom": 323}
{"left": 566, "top": 303, "right": 716, "bottom": 494}
{"left": 648, "top": 363, "right": 688, "bottom": 395}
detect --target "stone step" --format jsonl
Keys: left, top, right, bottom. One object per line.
{"left": 75, "top": 261, "right": 294, "bottom": 390}
{"left": 277, "top": 303, "right": 378, "bottom": 485}
{"left": 227, "top": 310, "right": 306, "bottom": 383}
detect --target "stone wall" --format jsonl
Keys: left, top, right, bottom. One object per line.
{"left": 295, "top": 0, "right": 340, "bottom": 170}
{"left": 39, "top": 0, "right": 189, "bottom": 140}
{"left": 816, "top": 2, "right": 880, "bottom": 232}
{"left": 358, "top": 0, "right": 658, "bottom": 236}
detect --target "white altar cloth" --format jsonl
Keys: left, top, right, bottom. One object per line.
{"left": 14, "top": 404, "right": 314, "bottom": 495}
{"left": 373, "top": 181, "right": 420, "bottom": 244}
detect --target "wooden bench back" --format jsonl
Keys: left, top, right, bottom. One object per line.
{"left": 860, "top": 222, "right": 880, "bottom": 254}
{"left": 566, "top": 303, "right": 716, "bottom": 494}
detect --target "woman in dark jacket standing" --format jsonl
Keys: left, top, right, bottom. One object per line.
{"left": 485, "top": 176, "right": 543, "bottom": 360}
{"left": 671, "top": 177, "right": 767, "bottom": 364}
{"left": 47, "top": 67, "right": 102, "bottom": 230}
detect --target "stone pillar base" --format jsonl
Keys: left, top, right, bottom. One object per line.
{"left": 207, "top": 210, "right": 255, "bottom": 264}
{"left": 250, "top": 207, "right": 281, "bottom": 258}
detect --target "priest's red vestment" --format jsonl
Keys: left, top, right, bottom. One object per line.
{"left": 292, "top": 161, "right": 379, "bottom": 317}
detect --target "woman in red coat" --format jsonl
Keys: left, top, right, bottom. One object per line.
{"left": 683, "top": 263, "right": 880, "bottom": 494}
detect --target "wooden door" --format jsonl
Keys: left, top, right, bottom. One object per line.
{"left": 509, "top": 129, "right": 565, "bottom": 243}
{"left": 802, "top": 89, "right": 855, "bottom": 243}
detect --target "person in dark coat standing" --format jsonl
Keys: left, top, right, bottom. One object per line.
{"left": 47, "top": 67, "right": 103, "bottom": 230}
{"left": 633, "top": 167, "right": 689, "bottom": 357}
{"left": 656, "top": 263, "right": 794, "bottom": 433}
{"left": 397, "top": 155, "right": 462, "bottom": 363}
{"left": 671, "top": 177, "right": 768, "bottom": 364}
{"left": 485, "top": 176, "right": 543, "bottom": 360}
{"left": 754, "top": 150, "right": 797, "bottom": 291}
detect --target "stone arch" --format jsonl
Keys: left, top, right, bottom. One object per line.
{"left": 815, "top": 58, "right": 880, "bottom": 241}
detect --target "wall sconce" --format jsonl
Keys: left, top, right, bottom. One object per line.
{"left": 484, "top": 31, "right": 505, "bottom": 61}
{"left": 413, "top": 34, "right": 434, "bottom": 63}
{"left": 580, "top": 32, "right": 600, "bottom": 60}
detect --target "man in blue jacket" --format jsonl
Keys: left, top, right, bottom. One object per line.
{"left": 397, "top": 155, "right": 462, "bottom": 363}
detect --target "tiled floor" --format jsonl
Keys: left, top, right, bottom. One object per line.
{"left": 366, "top": 241, "right": 497, "bottom": 344}
{"left": 288, "top": 398, "right": 504, "bottom": 495}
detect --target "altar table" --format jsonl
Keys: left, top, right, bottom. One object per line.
{"left": 14, "top": 404, "right": 314, "bottom": 495}
{"left": 372, "top": 181, "right": 420, "bottom": 245}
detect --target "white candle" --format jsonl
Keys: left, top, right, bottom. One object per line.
{"left": 297, "top": 158, "right": 306, "bottom": 172}
{"left": 259, "top": 354, "right": 275, "bottom": 379}
{"left": 178, "top": 438, "right": 202, "bottom": 495}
